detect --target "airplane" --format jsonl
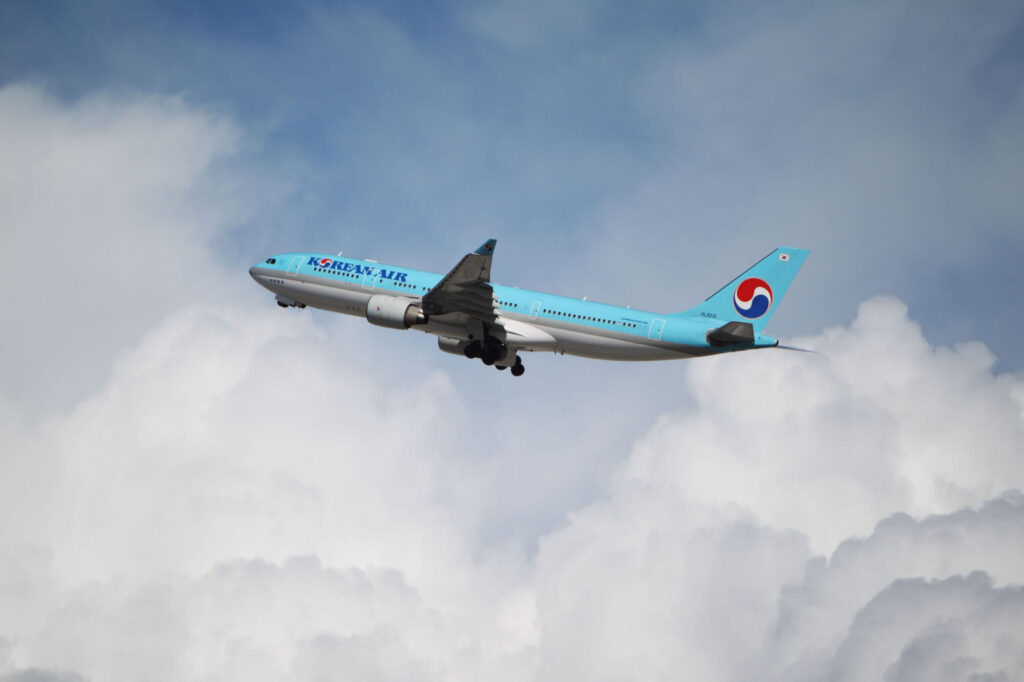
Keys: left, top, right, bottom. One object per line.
{"left": 249, "top": 241, "right": 809, "bottom": 377}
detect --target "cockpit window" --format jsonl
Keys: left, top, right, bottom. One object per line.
{"left": 265, "top": 258, "right": 277, "bottom": 264}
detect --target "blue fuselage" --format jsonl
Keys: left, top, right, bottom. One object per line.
{"left": 249, "top": 252, "right": 780, "bottom": 364}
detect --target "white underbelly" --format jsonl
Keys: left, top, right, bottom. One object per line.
{"left": 542, "top": 325, "right": 688, "bottom": 361}
{"left": 274, "top": 278, "right": 370, "bottom": 315}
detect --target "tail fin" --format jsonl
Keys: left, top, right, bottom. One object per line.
{"left": 680, "top": 247, "right": 809, "bottom": 333}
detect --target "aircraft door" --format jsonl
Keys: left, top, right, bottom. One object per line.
{"left": 530, "top": 301, "right": 542, "bottom": 319}
{"left": 648, "top": 318, "right": 666, "bottom": 341}
{"left": 287, "top": 256, "right": 303, "bottom": 275}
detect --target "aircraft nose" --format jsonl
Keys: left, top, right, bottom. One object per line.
{"left": 249, "top": 265, "right": 267, "bottom": 284}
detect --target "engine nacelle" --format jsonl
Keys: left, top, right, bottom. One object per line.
{"left": 437, "top": 336, "right": 470, "bottom": 356}
{"left": 365, "top": 294, "right": 427, "bottom": 329}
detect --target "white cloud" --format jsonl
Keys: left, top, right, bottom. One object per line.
{"left": 524, "top": 296, "right": 1024, "bottom": 681}
{"left": 0, "top": 301, "right": 527, "bottom": 681}
{"left": 620, "top": 296, "right": 1024, "bottom": 554}
{"left": 2, "top": 80, "right": 1024, "bottom": 682}
{"left": 23, "top": 305, "right": 480, "bottom": 591}
{"left": 3, "top": 289, "right": 1023, "bottom": 681}
{"left": 0, "top": 85, "right": 254, "bottom": 414}
{"left": 534, "top": 504, "right": 809, "bottom": 681}
{"left": 756, "top": 499, "right": 1024, "bottom": 682}
{"left": 530, "top": 489, "right": 1024, "bottom": 682}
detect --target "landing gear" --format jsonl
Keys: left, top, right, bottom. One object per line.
{"left": 498, "top": 356, "right": 525, "bottom": 377}
{"left": 463, "top": 341, "right": 482, "bottom": 359}
{"left": 467, "top": 338, "right": 503, "bottom": 365}
{"left": 464, "top": 336, "right": 525, "bottom": 376}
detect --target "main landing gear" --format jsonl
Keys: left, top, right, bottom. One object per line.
{"left": 463, "top": 340, "right": 525, "bottom": 377}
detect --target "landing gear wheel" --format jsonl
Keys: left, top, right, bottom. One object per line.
{"left": 481, "top": 345, "right": 500, "bottom": 366}
{"left": 464, "top": 341, "right": 482, "bottom": 359}
{"left": 277, "top": 302, "right": 288, "bottom": 308}
{"left": 511, "top": 361, "right": 525, "bottom": 377}
{"left": 496, "top": 365, "right": 507, "bottom": 371}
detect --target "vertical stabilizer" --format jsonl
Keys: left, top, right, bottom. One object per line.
{"left": 679, "top": 247, "right": 809, "bottom": 333}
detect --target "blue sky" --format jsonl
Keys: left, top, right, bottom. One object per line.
{"left": 3, "top": 0, "right": 1021, "bottom": 364}
{"left": 2, "top": 3, "right": 1024, "bottom": 681}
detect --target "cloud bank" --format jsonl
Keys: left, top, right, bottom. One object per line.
{"left": 624, "top": 296, "right": 1024, "bottom": 554}
{"left": 0, "top": 85, "right": 254, "bottom": 414}
{"left": 2, "top": 83, "right": 1023, "bottom": 681}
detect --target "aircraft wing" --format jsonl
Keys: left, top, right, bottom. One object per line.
{"left": 421, "top": 239, "right": 502, "bottom": 331}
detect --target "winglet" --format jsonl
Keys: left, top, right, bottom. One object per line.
{"left": 474, "top": 239, "right": 497, "bottom": 255}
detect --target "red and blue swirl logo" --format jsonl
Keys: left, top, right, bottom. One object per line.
{"left": 733, "top": 277, "right": 773, "bottom": 318}
{"left": 318, "top": 257, "right": 333, "bottom": 267}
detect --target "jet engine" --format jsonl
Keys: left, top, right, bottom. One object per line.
{"left": 365, "top": 294, "right": 427, "bottom": 329}
{"left": 437, "top": 336, "right": 470, "bottom": 355}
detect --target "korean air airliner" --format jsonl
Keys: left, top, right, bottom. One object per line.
{"left": 249, "top": 240, "right": 808, "bottom": 377}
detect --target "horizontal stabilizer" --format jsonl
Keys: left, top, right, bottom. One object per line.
{"left": 707, "top": 321, "right": 756, "bottom": 346}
